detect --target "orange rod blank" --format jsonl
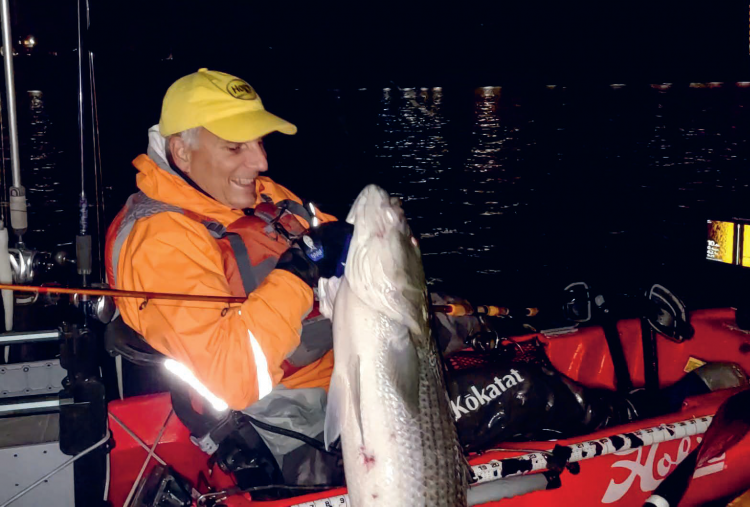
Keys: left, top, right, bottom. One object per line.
{"left": 432, "top": 304, "right": 540, "bottom": 317}
{"left": 0, "top": 284, "right": 537, "bottom": 316}
{"left": 0, "top": 284, "right": 246, "bottom": 304}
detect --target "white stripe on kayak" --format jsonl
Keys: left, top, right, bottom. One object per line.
{"left": 294, "top": 415, "right": 716, "bottom": 506}
{"left": 472, "top": 415, "right": 714, "bottom": 484}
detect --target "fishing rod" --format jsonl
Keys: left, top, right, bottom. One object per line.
{"left": 431, "top": 304, "right": 540, "bottom": 318}
{"left": 0, "top": 283, "right": 527, "bottom": 317}
{"left": 0, "top": 283, "right": 245, "bottom": 305}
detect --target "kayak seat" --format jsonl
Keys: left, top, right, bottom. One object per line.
{"left": 103, "top": 314, "right": 171, "bottom": 398}
{"left": 103, "top": 315, "right": 290, "bottom": 498}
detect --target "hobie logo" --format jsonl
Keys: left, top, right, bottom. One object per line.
{"left": 451, "top": 369, "right": 524, "bottom": 421}
{"left": 226, "top": 79, "right": 257, "bottom": 100}
{"left": 601, "top": 436, "right": 725, "bottom": 504}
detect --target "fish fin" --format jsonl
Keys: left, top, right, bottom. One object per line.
{"left": 323, "top": 374, "right": 346, "bottom": 450}
{"left": 324, "top": 356, "right": 366, "bottom": 449}
{"left": 352, "top": 355, "right": 364, "bottom": 443}
{"left": 385, "top": 330, "right": 420, "bottom": 416}
{"left": 460, "top": 450, "right": 475, "bottom": 485}
{"left": 324, "top": 371, "right": 345, "bottom": 450}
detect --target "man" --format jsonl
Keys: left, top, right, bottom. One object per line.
{"left": 106, "top": 68, "right": 352, "bottom": 414}
{"left": 106, "top": 68, "right": 364, "bottom": 488}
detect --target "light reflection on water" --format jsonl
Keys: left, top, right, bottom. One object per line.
{"left": 367, "top": 83, "right": 750, "bottom": 306}
{"left": 23, "top": 81, "right": 750, "bottom": 308}
{"left": 24, "top": 91, "right": 74, "bottom": 250}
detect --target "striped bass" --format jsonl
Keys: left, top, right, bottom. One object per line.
{"left": 324, "top": 184, "right": 468, "bottom": 506}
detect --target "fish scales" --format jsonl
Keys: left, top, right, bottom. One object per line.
{"left": 324, "top": 184, "right": 468, "bottom": 507}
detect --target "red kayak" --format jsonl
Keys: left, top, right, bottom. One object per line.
{"left": 106, "top": 307, "right": 750, "bottom": 506}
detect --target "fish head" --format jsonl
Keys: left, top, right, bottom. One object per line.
{"left": 344, "top": 184, "right": 428, "bottom": 335}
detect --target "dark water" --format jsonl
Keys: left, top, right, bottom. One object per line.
{"left": 262, "top": 83, "right": 750, "bottom": 310}
{"left": 0, "top": 61, "right": 81, "bottom": 254}
{"left": 17, "top": 78, "right": 750, "bottom": 313}
{"left": 24, "top": 90, "right": 79, "bottom": 248}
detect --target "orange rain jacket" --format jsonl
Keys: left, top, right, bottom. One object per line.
{"left": 107, "top": 154, "right": 336, "bottom": 410}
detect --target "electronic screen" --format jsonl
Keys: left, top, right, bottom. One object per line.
{"left": 743, "top": 224, "right": 750, "bottom": 267}
{"left": 707, "top": 220, "right": 737, "bottom": 265}
{"left": 707, "top": 219, "right": 750, "bottom": 270}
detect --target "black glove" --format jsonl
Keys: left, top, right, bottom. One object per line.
{"left": 276, "top": 221, "right": 354, "bottom": 288}
{"left": 298, "top": 221, "right": 353, "bottom": 280}
{"left": 276, "top": 247, "right": 320, "bottom": 288}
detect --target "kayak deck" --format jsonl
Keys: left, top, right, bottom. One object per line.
{"left": 106, "top": 308, "right": 750, "bottom": 506}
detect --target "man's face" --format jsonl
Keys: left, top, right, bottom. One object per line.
{"left": 172, "top": 128, "right": 269, "bottom": 209}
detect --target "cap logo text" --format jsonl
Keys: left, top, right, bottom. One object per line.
{"left": 227, "top": 80, "right": 257, "bottom": 100}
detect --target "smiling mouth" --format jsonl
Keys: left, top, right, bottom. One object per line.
{"left": 231, "top": 178, "right": 255, "bottom": 188}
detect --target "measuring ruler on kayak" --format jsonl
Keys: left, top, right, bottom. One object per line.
{"left": 291, "top": 496, "right": 350, "bottom": 507}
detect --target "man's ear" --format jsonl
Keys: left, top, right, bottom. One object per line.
{"left": 168, "top": 136, "right": 192, "bottom": 174}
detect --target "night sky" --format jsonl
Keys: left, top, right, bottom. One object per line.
{"left": 10, "top": 0, "right": 750, "bottom": 86}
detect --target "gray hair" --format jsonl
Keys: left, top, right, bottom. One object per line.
{"left": 164, "top": 127, "right": 201, "bottom": 166}
{"left": 170, "top": 127, "right": 201, "bottom": 150}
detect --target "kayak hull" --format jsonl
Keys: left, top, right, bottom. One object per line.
{"left": 107, "top": 308, "right": 750, "bottom": 506}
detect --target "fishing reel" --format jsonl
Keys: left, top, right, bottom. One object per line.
{"left": 71, "top": 284, "right": 116, "bottom": 325}
{"left": 8, "top": 243, "right": 44, "bottom": 285}
{"left": 467, "top": 318, "right": 503, "bottom": 353}
{"left": 7, "top": 247, "right": 73, "bottom": 285}
{"left": 465, "top": 315, "right": 539, "bottom": 361}
{"left": 5, "top": 246, "right": 60, "bottom": 305}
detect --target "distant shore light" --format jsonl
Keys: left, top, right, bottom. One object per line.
{"left": 479, "top": 86, "right": 501, "bottom": 97}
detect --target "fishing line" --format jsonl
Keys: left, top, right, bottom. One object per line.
{"left": 123, "top": 409, "right": 173, "bottom": 507}
{"left": 244, "top": 414, "right": 343, "bottom": 458}
{"left": 108, "top": 411, "right": 168, "bottom": 466}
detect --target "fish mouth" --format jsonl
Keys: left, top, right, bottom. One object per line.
{"left": 347, "top": 185, "right": 409, "bottom": 237}
{"left": 344, "top": 184, "right": 427, "bottom": 334}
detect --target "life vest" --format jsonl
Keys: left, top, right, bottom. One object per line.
{"left": 105, "top": 191, "right": 333, "bottom": 379}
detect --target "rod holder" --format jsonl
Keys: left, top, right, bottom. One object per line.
{"left": 0, "top": 329, "right": 61, "bottom": 345}
{"left": 9, "top": 186, "right": 27, "bottom": 235}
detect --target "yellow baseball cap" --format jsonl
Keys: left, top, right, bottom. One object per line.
{"left": 158, "top": 68, "right": 297, "bottom": 142}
